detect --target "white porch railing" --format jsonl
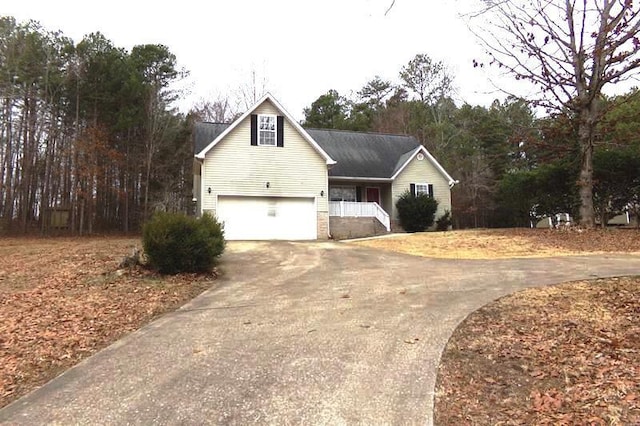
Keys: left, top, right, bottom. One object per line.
{"left": 329, "top": 201, "right": 391, "bottom": 232}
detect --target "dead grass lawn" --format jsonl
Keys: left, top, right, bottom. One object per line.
{"left": 435, "top": 276, "right": 640, "bottom": 425}
{"left": 351, "top": 228, "right": 640, "bottom": 259}
{"left": 358, "top": 229, "right": 640, "bottom": 423}
{"left": 0, "top": 237, "right": 215, "bottom": 408}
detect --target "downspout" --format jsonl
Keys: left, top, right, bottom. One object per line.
{"left": 326, "top": 163, "right": 335, "bottom": 239}
{"left": 326, "top": 183, "right": 332, "bottom": 240}
{"left": 196, "top": 157, "right": 204, "bottom": 217}
{"left": 448, "top": 179, "right": 460, "bottom": 229}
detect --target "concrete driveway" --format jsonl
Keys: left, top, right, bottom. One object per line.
{"left": 2, "top": 242, "right": 640, "bottom": 425}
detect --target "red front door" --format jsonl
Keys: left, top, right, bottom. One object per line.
{"left": 366, "top": 187, "right": 380, "bottom": 204}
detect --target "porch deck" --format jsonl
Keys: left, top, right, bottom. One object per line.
{"left": 329, "top": 201, "right": 390, "bottom": 232}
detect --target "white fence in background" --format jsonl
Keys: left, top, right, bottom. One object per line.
{"left": 329, "top": 201, "right": 390, "bottom": 232}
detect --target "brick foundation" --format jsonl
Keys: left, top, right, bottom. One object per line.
{"left": 329, "top": 217, "right": 389, "bottom": 240}
{"left": 317, "top": 212, "right": 330, "bottom": 240}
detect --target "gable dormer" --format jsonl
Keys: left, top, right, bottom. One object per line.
{"left": 195, "top": 93, "right": 335, "bottom": 165}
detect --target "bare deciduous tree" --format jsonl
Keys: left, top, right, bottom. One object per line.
{"left": 468, "top": 0, "right": 640, "bottom": 227}
{"left": 191, "top": 96, "right": 237, "bottom": 123}
{"left": 235, "top": 68, "right": 269, "bottom": 111}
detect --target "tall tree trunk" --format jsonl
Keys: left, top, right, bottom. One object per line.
{"left": 123, "top": 139, "right": 130, "bottom": 233}
{"left": 2, "top": 97, "right": 14, "bottom": 220}
{"left": 79, "top": 196, "right": 85, "bottom": 236}
{"left": 0, "top": 98, "right": 7, "bottom": 215}
{"left": 577, "top": 144, "right": 595, "bottom": 228}
{"left": 600, "top": 210, "right": 607, "bottom": 229}
{"left": 71, "top": 84, "right": 81, "bottom": 234}
{"left": 144, "top": 150, "right": 151, "bottom": 221}
{"left": 577, "top": 109, "right": 596, "bottom": 228}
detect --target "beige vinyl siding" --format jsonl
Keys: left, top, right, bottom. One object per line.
{"left": 201, "top": 99, "right": 328, "bottom": 218}
{"left": 391, "top": 156, "right": 451, "bottom": 221}
{"left": 380, "top": 184, "right": 393, "bottom": 216}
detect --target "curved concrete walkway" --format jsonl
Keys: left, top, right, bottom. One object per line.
{"left": 2, "top": 242, "right": 640, "bottom": 425}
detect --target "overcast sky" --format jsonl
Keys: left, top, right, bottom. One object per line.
{"left": 4, "top": 0, "right": 507, "bottom": 120}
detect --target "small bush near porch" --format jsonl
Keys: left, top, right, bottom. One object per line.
{"left": 396, "top": 190, "right": 438, "bottom": 232}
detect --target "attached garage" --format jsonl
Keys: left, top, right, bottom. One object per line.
{"left": 216, "top": 196, "right": 317, "bottom": 240}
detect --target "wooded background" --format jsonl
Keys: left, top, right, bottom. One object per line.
{"left": 0, "top": 17, "right": 192, "bottom": 235}
{"left": 2, "top": 9, "right": 640, "bottom": 234}
{"left": 299, "top": 64, "right": 640, "bottom": 229}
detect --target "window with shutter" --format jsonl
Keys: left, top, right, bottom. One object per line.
{"left": 251, "top": 114, "right": 283, "bottom": 147}
{"left": 250, "top": 114, "right": 258, "bottom": 146}
{"left": 276, "top": 116, "right": 284, "bottom": 147}
{"left": 257, "top": 114, "right": 276, "bottom": 146}
{"left": 414, "top": 183, "right": 433, "bottom": 197}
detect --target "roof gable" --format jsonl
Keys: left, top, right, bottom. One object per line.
{"left": 192, "top": 95, "right": 456, "bottom": 185}
{"left": 194, "top": 93, "right": 335, "bottom": 165}
{"left": 305, "top": 129, "right": 454, "bottom": 185}
{"left": 390, "top": 145, "right": 457, "bottom": 185}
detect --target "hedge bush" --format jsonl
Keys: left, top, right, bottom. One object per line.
{"left": 142, "top": 212, "right": 225, "bottom": 274}
{"left": 436, "top": 210, "right": 452, "bottom": 231}
{"left": 395, "top": 190, "right": 438, "bottom": 232}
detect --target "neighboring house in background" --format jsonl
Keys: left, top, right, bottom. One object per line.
{"left": 534, "top": 213, "right": 573, "bottom": 229}
{"left": 534, "top": 212, "right": 635, "bottom": 228}
{"left": 193, "top": 93, "right": 457, "bottom": 240}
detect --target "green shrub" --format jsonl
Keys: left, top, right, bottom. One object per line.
{"left": 395, "top": 190, "right": 439, "bottom": 232}
{"left": 436, "top": 210, "right": 452, "bottom": 231}
{"left": 142, "top": 212, "right": 225, "bottom": 274}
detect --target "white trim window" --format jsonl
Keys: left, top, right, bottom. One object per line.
{"left": 329, "top": 186, "right": 356, "bottom": 202}
{"left": 415, "top": 183, "right": 432, "bottom": 197}
{"left": 258, "top": 114, "right": 276, "bottom": 146}
{"left": 415, "top": 184, "right": 429, "bottom": 196}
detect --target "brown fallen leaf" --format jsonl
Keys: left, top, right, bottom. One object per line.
{"left": 434, "top": 274, "right": 640, "bottom": 425}
{"left": 0, "top": 237, "right": 216, "bottom": 409}
{"left": 530, "top": 369, "right": 546, "bottom": 378}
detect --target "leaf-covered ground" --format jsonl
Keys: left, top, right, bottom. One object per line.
{"left": 353, "top": 228, "right": 640, "bottom": 259}
{"left": 435, "top": 277, "right": 640, "bottom": 425}
{"left": 0, "top": 237, "right": 215, "bottom": 409}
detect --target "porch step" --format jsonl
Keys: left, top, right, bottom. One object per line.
{"left": 329, "top": 217, "right": 390, "bottom": 240}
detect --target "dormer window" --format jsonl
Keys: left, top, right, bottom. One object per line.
{"left": 258, "top": 114, "right": 276, "bottom": 146}
{"left": 250, "top": 114, "right": 284, "bottom": 147}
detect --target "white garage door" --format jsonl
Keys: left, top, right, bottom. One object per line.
{"left": 216, "top": 196, "right": 317, "bottom": 240}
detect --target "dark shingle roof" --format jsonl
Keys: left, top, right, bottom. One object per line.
{"left": 194, "top": 122, "right": 420, "bottom": 179}
{"left": 306, "top": 129, "right": 420, "bottom": 178}
{"left": 194, "top": 122, "right": 230, "bottom": 155}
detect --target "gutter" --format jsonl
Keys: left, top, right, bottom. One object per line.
{"left": 329, "top": 176, "right": 394, "bottom": 182}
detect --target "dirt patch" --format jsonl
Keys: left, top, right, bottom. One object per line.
{"left": 0, "top": 237, "right": 216, "bottom": 408}
{"left": 352, "top": 228, "right": 640, "bottom": 259}
{"left": 434, "top": 276, "right": 640, "bottom": 425}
